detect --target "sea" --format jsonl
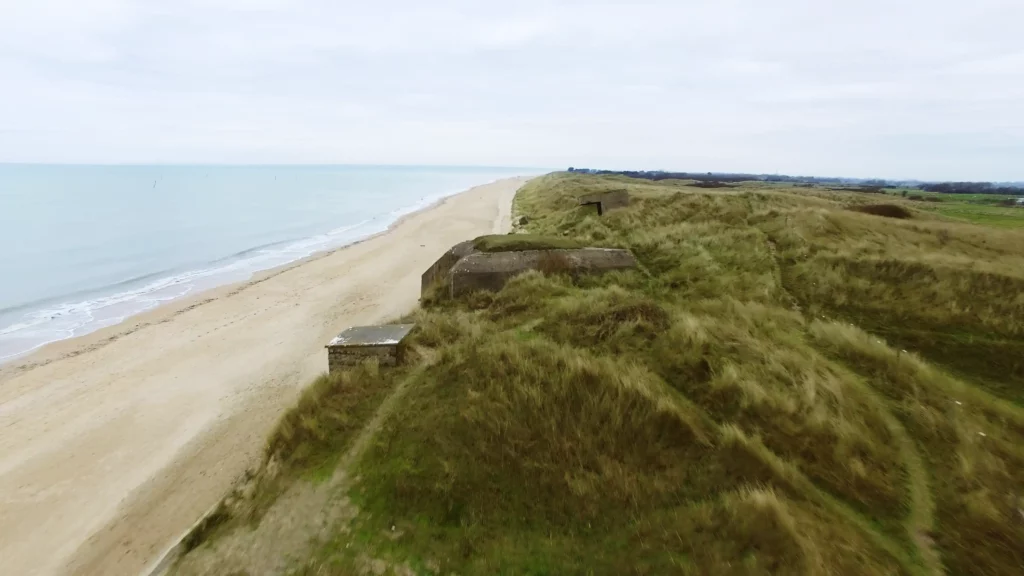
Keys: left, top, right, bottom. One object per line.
{"left": 0, "top": 164, "right": 530, "bottom": 363}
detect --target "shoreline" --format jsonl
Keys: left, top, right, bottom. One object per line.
{"left": 0, "top": 183, "right": 466, "bottom": 380}
{"left": 0, "top": 178, "right": 505, "bottom": 367}
{"left": 0, "top": 176, "right": 529, "bottom": 576}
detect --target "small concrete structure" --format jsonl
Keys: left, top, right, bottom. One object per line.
{"left": 421, "top": 240, "right": 479, "bottom": 295}
{"left": 326, "top": 324, "right": 415, "bottom": 372}
{"left": 578, "top": 189, "right": 629, "bottom": 216}
{"left": 448, "top": 248, "right": 637, "bottom": 297}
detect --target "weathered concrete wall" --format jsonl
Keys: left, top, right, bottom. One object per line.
{"left": 449, "top": 248, "right": 637, "bottom": 297}
{"left": 326, "top": 324, "right": 414, "bottom": 373}
{"left": 577, "top": 189, "right": 629, "bottom": 215}
{"left": 420, "top": 239, "right": 478, "bottom": 296}
{"left": 327, "top": 344, "right": 401, "bottom": 372}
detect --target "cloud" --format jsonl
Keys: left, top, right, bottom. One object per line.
{"left": 0, "top": 0, "right": 1022, "bottom": 180}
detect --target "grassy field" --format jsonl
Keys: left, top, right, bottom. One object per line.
{"left": 876, "top": 189, "right": 1024, "bottom": 229}
{"left": 175, "top": 174, "right": 1024, "bottom": 575}
{"left": 924, "top": 204, "right": 1024, "bottom": 228}
{"left": 883, "top": 189, "right": 1015, "bottom": 204}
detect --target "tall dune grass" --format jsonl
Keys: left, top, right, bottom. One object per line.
{"left": 183, "top": 173, "right": 1024, "bottom": 576}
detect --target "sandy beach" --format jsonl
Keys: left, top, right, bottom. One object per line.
{"left": 0, "top": 176, "right": 527, "bottom": 576}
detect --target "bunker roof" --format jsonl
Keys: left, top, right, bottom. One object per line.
{"left": 327, "top": 324, "right": 415, "bottom": 348}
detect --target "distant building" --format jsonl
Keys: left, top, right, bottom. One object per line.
{"left": 1016, "top": 197, "right": 1024, "bottom": 205}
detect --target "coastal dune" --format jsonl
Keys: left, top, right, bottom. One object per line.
{"left": 0, "top": 177, "right": 528, "bottom": 576}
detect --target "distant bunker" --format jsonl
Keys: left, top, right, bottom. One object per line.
{"left": 326, "top": 324, "right": 414, "bottom": 372}
{"left": 577, "top": 189, "right": 629, "bottom": 216}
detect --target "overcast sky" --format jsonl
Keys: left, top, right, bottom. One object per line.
{"left": 1, "top": 1, "right": 1022, "bottom": 180}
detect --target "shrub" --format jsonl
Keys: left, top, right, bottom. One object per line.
{"left": 849, "top": 204, "right": 912, "bottom": 219}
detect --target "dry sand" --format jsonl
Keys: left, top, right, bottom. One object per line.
{"left": 0, "top": 176, "right": 528, "bottom": 576}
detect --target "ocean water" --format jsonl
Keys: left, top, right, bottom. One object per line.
{"left": 0, "top": 165, "right": 527, "bottom": 362}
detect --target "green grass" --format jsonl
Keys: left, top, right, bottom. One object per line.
{"left": 874, "top": 189, "right": 1024, "bottom": 228}
{"left": 926, "top": 204, "right": 1024, "bottom": 228}
{"left": 185, "top": 361, "right": 406, "bottom": 536}
{"left": 472, "top": 233, "right": 586, "bottom": 252}
{"left": 883, "top": 189, "right": 1019, "bottom": 205}
{"left": 177, "top": 173, "right": 1024, "bottom": 576}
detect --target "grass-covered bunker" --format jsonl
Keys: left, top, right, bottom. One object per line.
{"left": 448, "top": 248, "right": 636, "bottom": 296}
{"left": 420, "top": 234, "right": 637, "bottom": 298}
{"left": 577, "top": 189, "right": 629, "bottom": 215}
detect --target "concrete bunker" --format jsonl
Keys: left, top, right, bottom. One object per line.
{"left": 326, "top": 324, "right": 415, "bottom": 372}
{"left": 577, "top": 189, "right": 629, "bottom": 216}
{"left": 448, "top": 248, "right": 637, "bottom": 297}
{"left": 421, "top": 239, "right": 479, "bottom": 295}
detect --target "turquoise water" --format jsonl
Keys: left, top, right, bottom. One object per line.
{"left": 0, "top": 165, "right": 528, "bottom": 361}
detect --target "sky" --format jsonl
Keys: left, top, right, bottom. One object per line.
{"left": 1, "top": 0, "right": 1022, "bottom": 180}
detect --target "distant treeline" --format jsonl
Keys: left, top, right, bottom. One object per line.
{"left": 566, "top": 168, "right": 1024, "bottom": 195}
{"left": 567, "top": 168, "right": 842, "bottom": 184}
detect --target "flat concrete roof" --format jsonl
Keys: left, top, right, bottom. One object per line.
{"left": 327, "top": 324, "right": 415, "bottom": 348}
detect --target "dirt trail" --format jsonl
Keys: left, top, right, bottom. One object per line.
{"left": 765, "top": 233, "right": 940, "bottom": 575}
{"left": 172, "top": 360, "right": 427, "bottom": 576}
{"left": 0, "top": 177, "right": 526, "bottom": 576}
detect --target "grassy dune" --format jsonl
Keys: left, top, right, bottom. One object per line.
{"left": 178, "top": 174, "right": 1024, "bottom": 575}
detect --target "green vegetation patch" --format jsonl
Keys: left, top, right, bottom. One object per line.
{"left": 177, "top": 361, "right": 406, "bottom": 552}
{"left": 850, "top": 204, "right": 913, "bottom": 219}
{"left": 265, "top": 362, "right": 404, "bottom": 475}
{"left": 929, "top": 204, "right": 1024, "bottom": 229}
